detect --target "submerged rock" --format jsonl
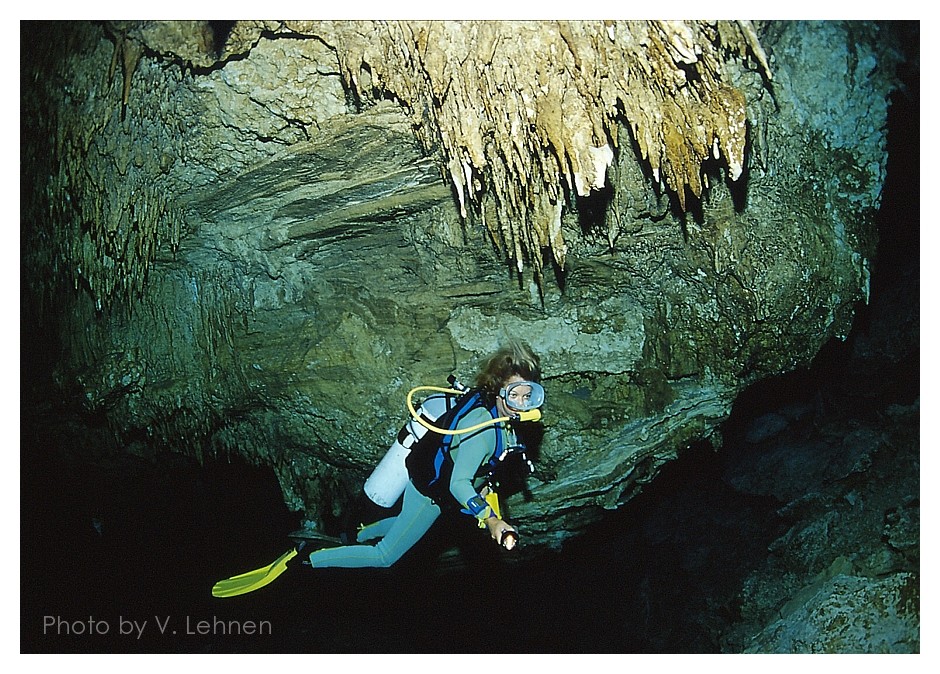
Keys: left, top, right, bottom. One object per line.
{"left": 745, "top": 569, "right": 919, "bottom": 653}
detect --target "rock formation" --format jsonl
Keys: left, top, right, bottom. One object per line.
{"left": 21, "top": 20, "right": 917, "bottom": 652}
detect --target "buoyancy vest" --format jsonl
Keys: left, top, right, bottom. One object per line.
{"left": 405, "top": 388, "right": 507, "bottom": 508}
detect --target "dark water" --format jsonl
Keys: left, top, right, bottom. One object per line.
{"left": 20, "top": 421, "right": 781, "bottom": 653}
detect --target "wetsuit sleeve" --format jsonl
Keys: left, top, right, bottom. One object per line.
{"left": 448, "top": 409, "right": 499, "bottom": 519}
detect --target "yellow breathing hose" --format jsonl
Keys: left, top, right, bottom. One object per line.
{"left": 406, "top": 385, "right": 541, "bottom": 436}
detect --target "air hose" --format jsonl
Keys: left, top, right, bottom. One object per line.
{"left": 406, "top": 385, "right": 541, "bottom": 435}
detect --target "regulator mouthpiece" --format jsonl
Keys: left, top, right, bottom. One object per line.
{"left": 500, "top": 381, "right": 545, "bottom": 413}
{"left": 515, "top": 408, "right": 542, "bottom": 422}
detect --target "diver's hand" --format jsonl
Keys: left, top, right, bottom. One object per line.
{"left": 486, "top": 517, "right": 518, "bottom": 550}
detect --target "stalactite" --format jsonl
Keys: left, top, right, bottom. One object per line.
{"left": 47, "top": 20, "right": 771, "bottom": 307}
{"left": 120, "top": 37, "right": 142, "bottom": 121}
{"left": 45, "top": 26, "right": 186, "bottom": 310}
{"left": 301, "top": 19, "right": 771, "bottom": 274}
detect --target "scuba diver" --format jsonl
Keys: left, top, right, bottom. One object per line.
{"left": 212, "top": 340, "right": 544, "bottom": 597}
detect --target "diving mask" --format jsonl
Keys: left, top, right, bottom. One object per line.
{"left": 499, "top": 380, "right": 545, "bottom": 413}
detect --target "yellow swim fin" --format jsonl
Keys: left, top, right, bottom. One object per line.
{"left": 211, "top": 548, "right": 298, "bottom": 598}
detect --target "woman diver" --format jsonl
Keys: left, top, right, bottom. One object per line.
{"left": 299, "top": 340, "right": 544, "bottom": 569}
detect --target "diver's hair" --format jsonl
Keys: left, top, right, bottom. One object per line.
{"left": 474, "top": 340, "right": 541, "bottom": 393}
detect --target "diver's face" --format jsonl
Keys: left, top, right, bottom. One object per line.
{"left": 497, "top": 375, "right": 529, "bottom": 416}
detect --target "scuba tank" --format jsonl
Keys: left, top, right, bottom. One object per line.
{"left": 363, "top": 376, "right": 468, "bottom": 507}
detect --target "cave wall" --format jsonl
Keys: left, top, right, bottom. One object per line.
{"left": 21, "top": 21, "right": 904, "bottom": 548}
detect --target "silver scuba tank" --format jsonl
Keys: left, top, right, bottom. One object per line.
{"left": 363, "top": 378, "right": 466, "bottom": 507}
